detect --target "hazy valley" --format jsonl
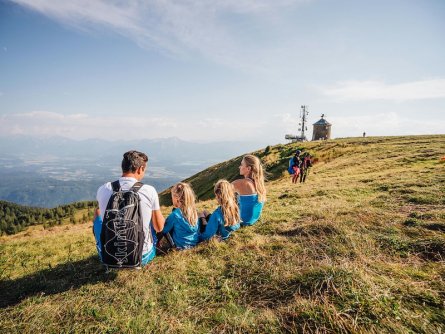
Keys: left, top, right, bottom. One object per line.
{"left": 0, "top": 136, "right": 265, "bottom": 207}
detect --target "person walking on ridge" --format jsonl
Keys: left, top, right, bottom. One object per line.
{"left": 289, "top": 150, "right": 302, "bottom": 184}
{"left": 299, "top": 152, "right": 313, "bottom": 183}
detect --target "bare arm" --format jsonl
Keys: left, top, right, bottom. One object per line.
{"left": 151, "top": 209, "right": 165, "bottom": 233}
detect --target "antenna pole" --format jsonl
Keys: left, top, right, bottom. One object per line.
{"left": 300, "top": 105, "right": 308, "bottom": 140}
{"left": 285, "top": 105, "right": 309, "bottom": 142}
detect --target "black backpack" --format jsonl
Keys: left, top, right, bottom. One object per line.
{"left": 100, "top": 180, "right": 145, "bottom": 269}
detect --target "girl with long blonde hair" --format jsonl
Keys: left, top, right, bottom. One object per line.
{"left": 199, "top": 180, "right": 240, "bottom": 241}
{"left": 232, "top": 154, "right": 266, "bottom": 226}
{"left": 161, "top": 182, "right": 199, "bottom": 249}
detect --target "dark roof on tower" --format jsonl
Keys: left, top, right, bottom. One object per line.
{"left": 313, "top": 114, "right": 331, "bottom": 126}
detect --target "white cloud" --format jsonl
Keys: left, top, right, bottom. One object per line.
{"left": 18, "top": 111, "right": 87, "bottom": 119}
{"left": 0, "top": 111, "right": 277, "bottom": 142}
{"left": 0, "top": 111, "right": 175, "bottom": 139}
{"left": 319, "top": 79, "right": 445, "bottom": 102}
{"left": 1, "top": 110, "right": 442, "bottom": 143}
{"left": 11, "top": 0, "right": 307, "bottom": 71}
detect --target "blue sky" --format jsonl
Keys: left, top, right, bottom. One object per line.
{"left": 1, "top": 0, "right": 444, "bottom": 144}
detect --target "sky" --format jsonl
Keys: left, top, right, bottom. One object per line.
{"left": 1, "top": 0, "right": 444, "bottom": 145}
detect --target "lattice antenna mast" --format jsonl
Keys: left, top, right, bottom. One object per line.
{"left": 298, "top": 105, "right": 309, "bottom": 140}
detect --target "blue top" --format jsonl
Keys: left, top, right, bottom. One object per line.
{"left": 163, "top": 208, "right": 199, "bottom": 249}
{"left": 238, "top": 194, "right": 264, "bottom": 226}
{"left": 199, "top": 207, "right": 240, "bottom": 241}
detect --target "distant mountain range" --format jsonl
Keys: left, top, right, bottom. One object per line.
{"left": 0, "top": 135, "right": 268, "bottom": 207}
{"left": 0, "top": 135, "right": 267, "bottom": 166}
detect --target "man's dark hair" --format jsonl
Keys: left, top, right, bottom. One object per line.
{"left": 122, "top": 150, "right": 148, "bottom": 173}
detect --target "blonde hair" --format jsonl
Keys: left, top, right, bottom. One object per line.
{"left": 242, "top": 154, "right": 267, "bottom": 202}
{"left": 214, "top": 180, "right": 240, "bottom": 227}
{"left": 171, "top": 182, "right": 198, "bottom": 226}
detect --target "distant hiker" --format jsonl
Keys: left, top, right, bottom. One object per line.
{"left": 232, "top": 154, "right": 266, "bottom": 226}
{"left": 363, "top": 132, "right": 366, "bottom": 137}
{"left": 160, "top": 182, "right": 199, "bottom": 250}
{"left": 95, "top": 150, "right": 165, "bottom": 268}
{"left": 199, "top": 180, "right": 240, "bottom": 241}
{"left": 288, "top": 150, "right": 301, "bottom": 184}
{"left": 299, "top": 153, "right": 313, "bottom": 183}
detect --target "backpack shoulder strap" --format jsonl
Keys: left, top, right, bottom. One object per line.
{"left": 131, "top": 182, "right": 144, "bottom": 193}
{"left": 111, "top": 180, "right": 121, "bottom": 192}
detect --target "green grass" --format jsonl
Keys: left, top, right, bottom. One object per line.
{"left": 1, "top": 135, "right": 444, "bottom": 333}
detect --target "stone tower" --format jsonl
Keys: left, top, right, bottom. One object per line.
{"left": 312, "top": 114, "right": 332, "bottom": 140}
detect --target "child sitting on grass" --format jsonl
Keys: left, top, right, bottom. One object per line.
{"left": 199, "top": 180, "right": 240, "bottom": 242}
{"left": 160, "top": 182, "right": 200, "bottom": 250}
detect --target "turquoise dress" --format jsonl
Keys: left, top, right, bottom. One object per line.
{"left": 163, "top": 208, "right": 199, "bottom": 249}
{"left": 199, "top": 207, "right": 240, "bottom": 241}
{"left": 238, "top": 194, "right": 264, "bottom": 226}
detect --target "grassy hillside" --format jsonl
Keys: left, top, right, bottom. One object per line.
{"left": 159, "top": 141, "right": 308, "bottom": 205}
{"left": 1, "top": 135, "right": 444, "bottom": 333}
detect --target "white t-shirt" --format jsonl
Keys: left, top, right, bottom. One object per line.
{"left": 96, "top": 176, "right": 160, "bottom": 255}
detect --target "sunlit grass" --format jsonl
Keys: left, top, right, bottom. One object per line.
{"left": 1, "top": 135, "right": 444, "bottom": 333}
